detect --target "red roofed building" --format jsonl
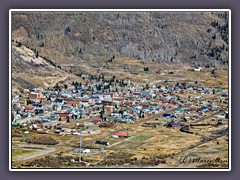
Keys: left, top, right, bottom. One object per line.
{"left": 104, "top": 105, "right": 115, "bottom": 112}
{"left": 25, "top": 105, "right": 35, "bottom": 112}
{"left": 18, "top": 100, "right": 27, "bottom": 106}
{"left": 93, "top": 117, "right": 102, "bottom": 121}
{"left": 56, "top": 113, "right": 73, "bottom": 117}
{"left": 92, "top": 117, "right": 102, "bottom": 124}
{"left": 115, "top": 132, "right": 128, "bottom": 137}
{"left": 29, "top": 92, "right": 42, "bottom": 100}
{"left": 163, "top": 103, "right": 174, "bottom": 108}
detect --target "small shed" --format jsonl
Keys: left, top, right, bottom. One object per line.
{"left": 83, "top": 149, "right": 91, "bottom": 154}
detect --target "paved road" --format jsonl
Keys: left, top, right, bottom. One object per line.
{"left": 12, "top": 145, "right": 56, "bottom": 162}
{"left": 16, "top": 111, "right": 52, "bottom": 124}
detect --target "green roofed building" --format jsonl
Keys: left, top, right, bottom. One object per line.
{"left": 150, "top": 103, "right": 158, "bottom": 107}
{"left": 12, "top": 121, "right": 19, "bottom": 126}
{"left": 176, "top": 108, "right": 184, "bottom": 114}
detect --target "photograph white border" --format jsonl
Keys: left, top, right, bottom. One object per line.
{"left": 9, "top": 9, "right": 231, "bottom": 171}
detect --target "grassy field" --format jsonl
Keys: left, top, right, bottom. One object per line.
{"left": 12, "top": 148, "right": 43, "bottom": 160}
{"left": 133, "top": 135, "right": 153, "bottom": 141}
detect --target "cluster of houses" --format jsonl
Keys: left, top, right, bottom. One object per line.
{"left": 11, "top": 73, "right": 228, "bottom": 136}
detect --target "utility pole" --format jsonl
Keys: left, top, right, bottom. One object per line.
{"left": 79, "top": 127, "right": 82, "bottom": 163}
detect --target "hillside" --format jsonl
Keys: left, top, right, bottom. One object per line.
{"left": 11, "top": 11, "right": 229, "bottom": 90}
{"left": 12, "top": 11, "right": 229, "bottom": 66}
{"left": 11, "top": 42, "right": 83, "bottom": 92}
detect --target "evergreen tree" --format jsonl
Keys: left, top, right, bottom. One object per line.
{"left": 75, "top": 82, "right": 79, "bottom": 87}
{"left": 102, "top": 105, "right": 105, "bottom": 114}
{"left": 36, "top": 51, "right": 39, "bottom": 58}
{"left": 16, "top": 41, "right": 22, "bottom": 47}
{"left": 27, "top": 99, "right": 31, "bottom": 105}
{"left": 67, "top": 117, "right": 70, "bottom": 123}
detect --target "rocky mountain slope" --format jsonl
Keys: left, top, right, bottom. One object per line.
{"left": 11, "top": 42, "right": 83, "bottom": 91}
{"left": 12, "top": 11, "right": 229, "bottom": 67}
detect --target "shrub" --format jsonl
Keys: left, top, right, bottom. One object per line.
{"left": 25, "top": 136, "right": 58, "bottom": 145}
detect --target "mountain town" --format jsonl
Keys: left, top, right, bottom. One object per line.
{"left": 12, "top": 70, "right": 229, "bottom": 168}
{"left": 11, "top": 11, "right": 229, "bottom": 169}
